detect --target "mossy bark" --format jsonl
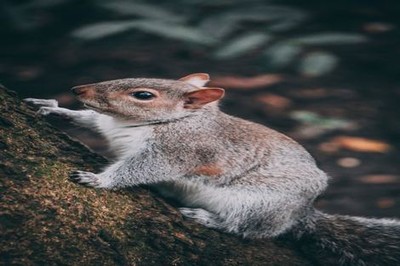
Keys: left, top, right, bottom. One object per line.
{"left": 0, "top": 85, "right": 311, "bottom": 265}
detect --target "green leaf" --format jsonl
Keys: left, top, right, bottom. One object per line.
{"left": 290, "top": 110, "right": 354, "bottom": 129}
{"left": 71, "top": 21, "right": 138, "bottom": 40}
{"left": 214, "top": 33, "right": 270, "bottom": 59}
{"left": 292, "top": 33, "right": 367, "bottom": 45}
{"left": 98, "top": 1, "right": 186, "bottom": 23}
{"left": 263, "top": 42, "right": 302, "bottom": 67}
{"left": 131, "top": 20, "right": 217, "bottom": 45}
{"left": 71, "top": 19, "right": 216, "bottom": 45}
{"left": 299, "top": 51, "right": 338, "bottom": 76}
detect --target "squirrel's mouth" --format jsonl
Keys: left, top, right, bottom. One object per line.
{"left": 84, "top": 103, "right": 102, "bottom": 111}
{"left": 83, "top": 103, "right": 117, "bottom": 116}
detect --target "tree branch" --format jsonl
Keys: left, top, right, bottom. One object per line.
{"left": 0, "top": 85, "right": 311, "bottom": 265}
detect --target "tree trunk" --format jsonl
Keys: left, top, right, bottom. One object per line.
{"left": 0, "top": 85, "right": 311, "bottom": 265}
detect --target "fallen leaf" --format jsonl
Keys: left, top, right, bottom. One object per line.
{"left": 210, "top": 74, "right": 283, "bottom": 90}
{"left": 376, "top": 198, "right": 395, "bottom": 209}
{"left": 330, "top": 136, "right": 391, "bottom": 153}
{"left": 358, "top": 175, "right": 399, "bottom": 184}
{"left": 337, "top": 157, "right": 361, "bottom": 168}
{"left": 173, "top": 232, "right": 194, "bottom": 245}
{"left": 318, "top": 142, "right": 340, "bottom": 153}
{"left": 257, "top": 93, "right": 291, "bottom": 110}
{"left": 290, "top": 88, "right": 328, "bottom": 98}
{"left": 363, "top": 22, "right": 394, "bottom": 33}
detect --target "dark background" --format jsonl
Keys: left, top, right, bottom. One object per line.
{"left": 1, "top": 0, "right": 399, "bottom": 218}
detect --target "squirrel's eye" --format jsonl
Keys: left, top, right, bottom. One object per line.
{"left": 131, "top": 91, "right": 155, "bottom": 100}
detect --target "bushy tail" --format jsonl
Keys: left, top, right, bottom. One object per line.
{"left": 287, "top": 210, "right": 400, "bottom": 266}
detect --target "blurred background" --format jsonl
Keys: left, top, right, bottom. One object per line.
{"left": 1, "top": 0, "right": 399, "bottom": 218}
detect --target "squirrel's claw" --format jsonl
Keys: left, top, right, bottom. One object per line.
{"left": 179, "top": 208, "right": 222, "bottom": 229}
{"left": 69, "top": 170, "right": 101, "bottom": 188}
{"left": 37, "top": 107, "right": 55, "bottom": 116}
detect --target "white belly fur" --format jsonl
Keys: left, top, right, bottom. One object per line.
{"left": 96, "top": 115, "right": 153, "bottom": 157}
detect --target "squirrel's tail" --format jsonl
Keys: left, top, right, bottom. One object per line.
{"left": 286, "top": 210, "right": 400, "bottom": 266}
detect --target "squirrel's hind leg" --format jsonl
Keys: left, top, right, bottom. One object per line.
{"left": 69, "top": 171, "right": 101, "bottom": 187}
{"left": 69, "top": 170, "right": 113, "bottom": 189}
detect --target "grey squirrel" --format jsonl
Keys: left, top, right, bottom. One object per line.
{"left": 25, "top": 73, "right": 400, "bottom": 265}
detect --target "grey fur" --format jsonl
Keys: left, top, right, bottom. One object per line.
{"left": 24, "top": 75, "right": 400, "bottom": 265}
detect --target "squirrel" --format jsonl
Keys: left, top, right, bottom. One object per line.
{"left": 25, "top": 73, "right": 400, "bottom": 265}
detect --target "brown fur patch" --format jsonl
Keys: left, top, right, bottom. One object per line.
{"left": 192, "top": 164, "right": 223, "bottom": 177}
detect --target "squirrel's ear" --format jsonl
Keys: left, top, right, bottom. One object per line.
{"left": 184, "top": 88, "right": 225, "bottom": 109}
{"left": 179, "top": 73, "right": 210, "bottom": 87}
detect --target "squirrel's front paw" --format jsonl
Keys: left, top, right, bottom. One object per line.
{"left": 24, "top": 98, "right": 61, "bottom": 116}
{"left": 24, "top": 98, "right": 59, "bottom": 107}
{"left": 69, "top": 170, "right": 101, "bottom": 188}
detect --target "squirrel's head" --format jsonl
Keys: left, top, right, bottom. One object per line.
{"left": 71, "top": 73, "right": 224, "bottom": 122}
